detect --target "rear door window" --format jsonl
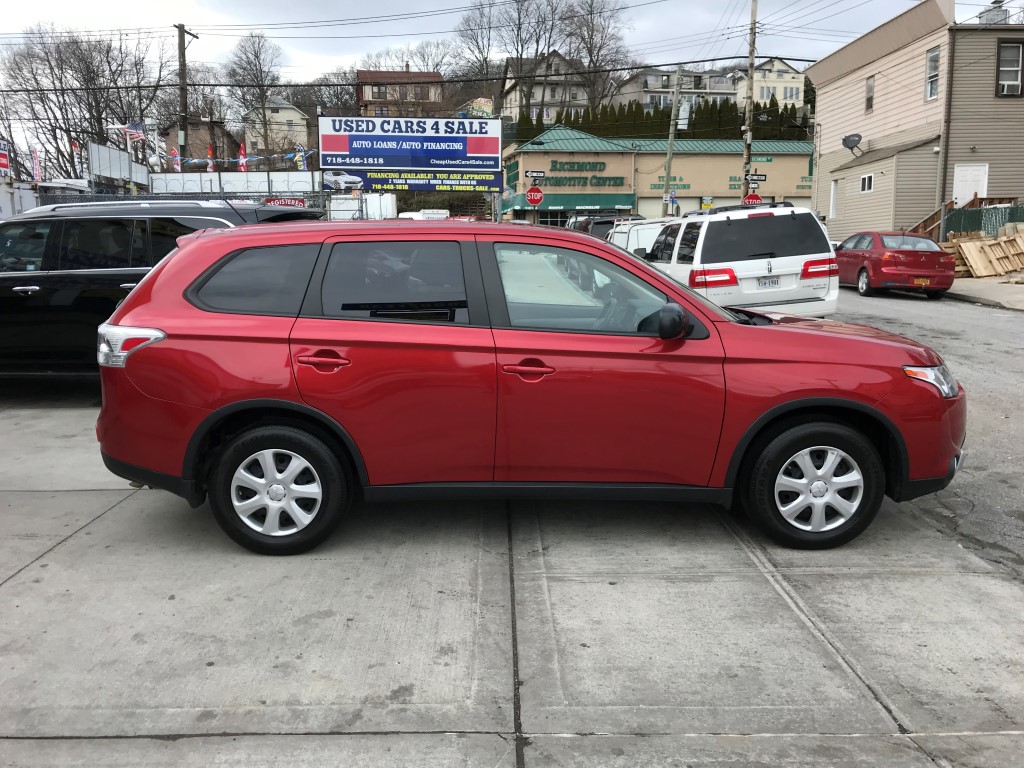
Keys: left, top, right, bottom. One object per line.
{"left": 150, "top": 217, "right": 232, "bottom": 262}
{"left": 58, "top": 218, "right": 146, "bottom": 270}
{"left": 648, "top": 224, "right": 679, "bottom": 263}
{"left": 320, "top": 241, "right": 469, "bottom": 324}
{"left": 700, "top": 212, "right": 830, "bottom": 264}
{"left": 676, "top": 223, "right": 703, "bottom": 265}
{"left": 0, "top": 221, "right": 53, "bottom": 272}
{"left": 191, "top": 244, "right": 319, "bottom": 316}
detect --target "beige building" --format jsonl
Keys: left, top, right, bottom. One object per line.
{"left": 243, "top": 96, "right": 309, "bottom": 158}
{"left": 499, "top": 51, "right": 590, "bottom": 121}
{"left": 502, "top": 126, "right": 813, "bottom": 224}
{"left": 807, "top": 0, "right": 1024, "bottom": 240}
{"left": 732, "top": 58, "right": 807, "bottom": 110}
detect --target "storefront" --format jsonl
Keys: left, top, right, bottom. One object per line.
{"left": 503, "top": 126, "right": 815, "bottom": 223}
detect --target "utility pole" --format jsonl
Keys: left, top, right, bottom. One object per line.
{"left": 175, "top": 24, "right": 199, "bottom": 163}
{"left": 661, "top": 63, "right": 684, "bottom": 217}
{"left": 741, "top": 0, "right": 758, "bottom": 198}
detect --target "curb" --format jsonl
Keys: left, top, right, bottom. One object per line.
{"left": 943, "top": 292, "right": 1010, "bottom": 310}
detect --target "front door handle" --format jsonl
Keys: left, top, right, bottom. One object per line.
{"left": 120, "top": 283, "right": 137, "bottom": 290}
{"left": 296, "top": 354, "right": 351, "bottom": 371}
{"left": 501, "top": 359, "right": 556, "bottom": 381}
{"left": 12, "top": 286, "right": 40, "bottom": 294}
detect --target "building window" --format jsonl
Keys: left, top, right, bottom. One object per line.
{"left": 865, "top": 75, "right": 875, "bottom": 112}
{"left": 286, "top": 119, "right": 294, "bottom": 129}
{"left": 860, "top": 174, "right": 873, "bottom": 193}
{"left": 414, "top": 85, "right": 428, "bottom": 100}
{"left": 270, "top": 108, "right": 280, "bottom": 114}
{"left": 550, "top": 86, "right": 557, "bottom": 98}
{"left": 374, "top": 106, "right": 389, "bottom": 117}
{"left": 694, "top": 75, "right": 703, "bottom": 89}
{"left": 398, "top": 86, "right": 408, "bottom": 100}
{"left": 553, "top": 65, "right": 560, "bottom": 75}
{"left": 997, "top": 41, "right": 1023, "bottom": 96}
{"left": 795, "top": 87, "right": 800, "bottom": 101}
{"left": 571, "top": 89, "right": 578, "bottom": 100}
{"left": 925, "top": 47, "right": 941, "bottom": 100}
{"left": 371, "top": 85, "right": 387, "bottom": 99}
{"left": 662, "top": 74, "right": 670, "bottom": 88}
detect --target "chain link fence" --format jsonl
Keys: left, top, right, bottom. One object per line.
{"left": 945, "top": 206, "right": 1024, "bottom": 237}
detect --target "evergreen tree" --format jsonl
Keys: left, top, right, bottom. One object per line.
{"left": 581, "top": 106, "right": 593, "bottom": 131}
{"left": 554, "top": 107, "right": 565, "bottom": 126}
{"left": 615, "top": 103, "right": 627, "bottom": 138}
{"left": 516, "top": 110, "right": 534, "bottom": 143}
{"left": 766, "top": 94, "right": 782, "bottom": 141}
{"left": 707, "top": 100, "right": 721, "bottom": 139}
{"left": 534, "top": 110, "right": 546, "bottom": 137}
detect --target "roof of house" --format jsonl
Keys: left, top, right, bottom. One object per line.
{"left": 355, "top": 69, "right": 441, "bottom": 84}
{"left": 832, "top": 135, "right": 940, "bottom": 171}
{"left": 243, "top": 96, "right": 307, "bottom": 118}
{"left": 512, "top": 125, "right": 813, "bottom": 154}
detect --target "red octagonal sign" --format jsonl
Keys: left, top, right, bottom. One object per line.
{"left": 526, "top": 186, "right": 544, "bottom": 206}
{"left": 742, "top": 193, "right": 763, "bottom": 206}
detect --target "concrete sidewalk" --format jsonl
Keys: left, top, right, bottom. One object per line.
{"left": 945, "top": 272, "right": 1024, "bottom": 311}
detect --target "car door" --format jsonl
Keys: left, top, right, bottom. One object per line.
{"left": 836, "top": 234, "right": 862, "bottom": 284}
{"left": 478, "top": 235, "right": 727, "bottom": 486}
{"left": 290, "top": 236, "right": 498, "bottom": 486}
{"left": 0, "top": 218, "right": 62, "bottom": 373}
{"left": 853, "top": 233, "right": 878, "bottom": 279}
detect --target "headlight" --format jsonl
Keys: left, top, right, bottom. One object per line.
{"left": 904, "top": 364, "right": 959, "bottom": 398}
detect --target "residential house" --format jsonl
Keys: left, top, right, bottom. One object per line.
{"left": 243, "top": 96, "right": 310, "bottom": 164}
{"left": 499, "top": 51, "right": 590, "bottom": 121}
{"left": 610, "top": 66, "right": 739, "bottom": 127}
{"left": 732, "top": 58, "right": 806, "bottom": 110}
{"left": 806, "top": 0, "right": 1024, "bottom": 240}
{"left": 355, "top": 66, "right": 444, "bottom": 117}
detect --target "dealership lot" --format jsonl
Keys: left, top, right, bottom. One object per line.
{"left": 2, "top": 367, "right": 1023, "bottom": 767}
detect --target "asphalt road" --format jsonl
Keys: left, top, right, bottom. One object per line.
{"left": 834, "top": 287, "right": 1024, "bottom": 572}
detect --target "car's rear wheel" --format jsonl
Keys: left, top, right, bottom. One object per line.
{"left": 208, "top": 426, "right": 348, "bottom": 555}
{"left": 925, "top": 290, "right": 946, "bottom": 300}
{"left": 745, "top": 422, "right": 885, "bottom": 548}
{"left": 856, "top": 269, "right": 875, "bottom": 297}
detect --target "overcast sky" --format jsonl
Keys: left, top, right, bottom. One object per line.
{"left": 1, "top": 0, "right": 1013, "bottom": 83}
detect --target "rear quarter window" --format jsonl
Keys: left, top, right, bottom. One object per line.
{"left": 190, "top": 243, "right": 319, "bottom": 316}
{"left": 700, "top": 212, "right": 830, "bottom": 264}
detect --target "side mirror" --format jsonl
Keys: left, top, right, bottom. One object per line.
{"left": 633, "top": 247, "right": 649, "bottom": 260}
{"left": 658, "top": 303, "right": 689, "bottom": 341}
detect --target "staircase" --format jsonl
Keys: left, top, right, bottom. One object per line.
{"left": 910, "top": 194, "right": 1020, "bottom": 240}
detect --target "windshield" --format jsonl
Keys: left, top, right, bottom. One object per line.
{"left": 701, "top": 212, "right": 830, "bottom": 263}
{"left": 880, "top": 234, "right": 942, "bottom": 251}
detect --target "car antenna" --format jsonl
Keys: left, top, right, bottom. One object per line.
{"left": 219, "top": 193, "right": 246, "bottom": 222}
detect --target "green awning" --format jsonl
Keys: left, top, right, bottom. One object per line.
{"left": 504, "top": 192, "right": 636, "bottom": 212}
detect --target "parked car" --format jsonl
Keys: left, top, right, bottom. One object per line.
{"left": 0, "top": 200, "right": 324, "bottom": 376}
{"left": 322, "top": 171, "right": 364, "bottom": 191}
{"left": 568, "top": 213, "right": 644, "bottom": 239}
{"left": 607, "top": 217, "right": 683, "bottom": 253}
{"left": 835, "top": 231, "right": 955, "bottom": 299}
{"left": 639, "top": 202, "right": 839, "bottom": 317}
{"left": 97, "top": 221, "right": 965, "bottom": 555}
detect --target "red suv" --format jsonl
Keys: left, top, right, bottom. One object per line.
{"left": 96, "top": 221, "right": 966, "bottom": 555}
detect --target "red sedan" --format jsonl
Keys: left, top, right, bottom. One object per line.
{"left": 836, "top": 232, "right": 955, "bottom": 299}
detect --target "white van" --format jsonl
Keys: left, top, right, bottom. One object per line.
{"left": 607, "top": 217, "right": 682, "bottom": 253}
{"left": 641, "top": 202, "right": 838, "bottom": 317}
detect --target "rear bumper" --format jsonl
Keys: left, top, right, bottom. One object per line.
{"left": 876, "top": 266, "right": 954, "bottom": 290}
{"left": 102, "top": 452, "right": 190, "bottom": 500}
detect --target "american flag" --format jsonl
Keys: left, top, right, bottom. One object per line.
{"left": 123, "top": 121, "right": 146, "bottom": 143}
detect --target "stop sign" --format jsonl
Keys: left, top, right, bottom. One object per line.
{"left": 742, "top": 193, "right": 763, "bottom": 206}
{"left": 526, "top": 186, "right": 544, "bottom": 206}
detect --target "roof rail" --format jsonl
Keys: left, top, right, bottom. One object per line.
{"left": 698, "top": 201, "right": 796, "bottom": 216}
{"left": 39, "top": 200, "right": 235, "bottom": 212}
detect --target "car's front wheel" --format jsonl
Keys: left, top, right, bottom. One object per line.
{"left": 208, "top": 426, "right": 349, "bottom": 555}
{"left": 856, "top": 268, "right": 875, "bottom": 297}
{"left": 745, "top": 422, "right": 885, "bottom": 548}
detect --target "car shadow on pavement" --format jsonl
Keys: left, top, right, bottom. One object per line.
{"left": 0, "top": 378, "right": 101, "bottom": 409}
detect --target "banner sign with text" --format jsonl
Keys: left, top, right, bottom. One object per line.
{"left": 318, "top": 117, "right": 502, "bottom": 173}
{"left": 0, "top": 140, "right": 9, "bottom": 177}
{"left": 322, "top": 169, "right": 502, "bottom": 193}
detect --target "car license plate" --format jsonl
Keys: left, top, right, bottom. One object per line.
{"left": 757, "top": 277, "right": 781, "bottom": 288}
{"left": 914, "top": 277, "right": 930, "bottom": 286}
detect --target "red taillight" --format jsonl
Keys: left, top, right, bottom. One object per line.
{"left": 800, "top": 257, "right": 839, "bottom": 279}
{"left": 746, "top": 212, "right": 774, "bottom": 218}
{"left": 689, "top": 268, "right": 738, "bottom": 288}
{"left": 97, "top": 323, "right": 165, "bottom": 367}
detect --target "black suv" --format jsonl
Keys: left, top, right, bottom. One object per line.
{"left": 0, "top": 200, "right": 323, "bottom": 376}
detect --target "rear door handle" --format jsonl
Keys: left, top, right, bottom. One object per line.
{"left": 12, "top": 286, "right": 40, "bottom": 294}
{"left": 120, "top": 283, "right": 137, "bottom": 290}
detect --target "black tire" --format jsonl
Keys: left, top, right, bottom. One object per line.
{"left": 856, "top": 268, "right": 875, "bottom": 297}
{"left": 925, "top": 290, "right": 946, "bottom": 300}
{"left": 745, "top": 422, "right": 885, "bottom": 549}
{"left": 208, "top": 426, "right": 349, "bottom": 555}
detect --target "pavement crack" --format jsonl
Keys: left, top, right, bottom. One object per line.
{"left": 0, "top": 490, "right": 138, "bottom": 590}
{"left": 506, "top": 501, "right": 526, "bottom": 768}
{"left": 718, "top": 512, "right": 914, "bottom": 735}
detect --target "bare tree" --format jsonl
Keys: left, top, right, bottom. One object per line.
{"left": 564, "top": 0, "right": 633, "bottom": 110}
{"left": 283, "top": 68, "right": 359, "bottom": 113}
{"left": 456, "top": 0, "right": 499, "bottom": 80}
{"left": 0, "top": 25, "right": 170, "bottom": 179}
{"left": 493, "top": 0, "right": 571, "bottom": 115}
{"left": 225, "top": 33, "right": 283, "bottom": 152}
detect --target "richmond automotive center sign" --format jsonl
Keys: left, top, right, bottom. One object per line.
{"left": 318, "top": 117, "right": 502, "bottom": 193}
